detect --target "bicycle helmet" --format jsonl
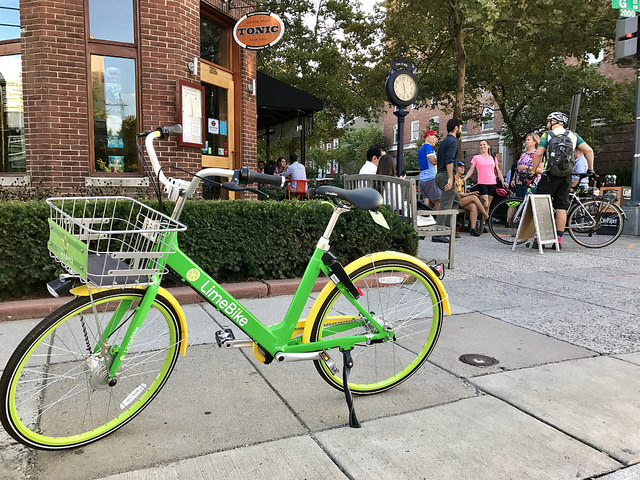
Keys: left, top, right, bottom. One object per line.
{"left": 547, "top": 111, "right": 568, "bottom": 126}
{"left": 495, "top": 187, "right": 510, "bottom": 197}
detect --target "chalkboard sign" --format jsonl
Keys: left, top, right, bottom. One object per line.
{"left": 512, "top": 194, "right": 559, "bottom": 254}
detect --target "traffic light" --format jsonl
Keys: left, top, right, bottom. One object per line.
{"left": 614, "top": 15, "right": 638, "bottom": 65}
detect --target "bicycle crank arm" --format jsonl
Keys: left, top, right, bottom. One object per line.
{"left": 275, "top": 351, "right": 324, "bottom": 362}
{"left": 223, "top": 339, "right": 254, "bottom": 348}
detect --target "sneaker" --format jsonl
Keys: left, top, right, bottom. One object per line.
{"left": 470, "top": 228, "right": 481, "bottom": 237}
{"left": 455, "top": 233, "right": 461, "bottom": 239}
{"left": 431, "top": 235, "right": 450, "bottom": 243}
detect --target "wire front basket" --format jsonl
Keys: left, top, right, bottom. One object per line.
{"left": 46, "top": 196, "right": 187, "bottom": 288}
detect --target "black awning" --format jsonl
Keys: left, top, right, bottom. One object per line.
{"left": 257, "top": 71, "right": 323, "bottom": 130}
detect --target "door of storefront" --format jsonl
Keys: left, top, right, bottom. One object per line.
{"left": 201, "top": 62, "right": 234, "bottom": 170}
{"left": 200, "top": 61, "right": 236, "bottom": 199}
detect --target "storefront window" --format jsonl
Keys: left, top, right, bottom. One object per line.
{"left": 203, "top": 83, "right": 229, "bottom": 157}
{"left": 201, "top": 16, "right": 230, "bottom": 69}
{"left": 88, "top": 0, "right": 134, "bottom": 43}
{"left": 91, "top": 55, "right": 137, "bottom": 173}
{"left": 0, "top": 54, "right": 24, "bottom": 173}
{"left": 0, "top": 1, "right": 20, "bottom": 42}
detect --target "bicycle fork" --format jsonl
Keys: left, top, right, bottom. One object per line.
{"left": 86, "top": 284, "right": 161, "bottom": 382}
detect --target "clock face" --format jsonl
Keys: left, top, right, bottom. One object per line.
{"left": 393, "top": 73, "right": 417, "bottom": 103}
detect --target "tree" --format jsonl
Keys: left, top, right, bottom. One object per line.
{"left": 384, "top": 0, "right": 505, "bottom": 119}
{"left": 466, "top": 0, "right": 623, "bottom": 162}
{"left": 384, "top": 0, "right": 630, "bottom": 163}
{"left": 327, "top": 126, "right": 384, "bottom": 174}
{"left": 257, "top": 0, "right": 385, "bottom": 145}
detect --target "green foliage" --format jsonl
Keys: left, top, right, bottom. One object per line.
{"left": 385, "top": 0, "right": 629, "bottom": 163}
{"left": 256, "top": 0, "right": 386, "bottom": 157}
{"left": 0, "top": 199, "right": 417, "bottom": 299}
{"left": 330, "top": 126, "right": 385, "bottom": 174}
{"left": 0, "top": 201, "right": 62, "bottom": 299}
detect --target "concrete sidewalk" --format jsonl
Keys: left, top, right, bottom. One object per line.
{"left": 1, "top": 234, "right": 640, "bottom": 479}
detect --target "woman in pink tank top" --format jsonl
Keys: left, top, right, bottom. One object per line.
{"left": 463, "top": 140, "right": 507, "bottom": 214}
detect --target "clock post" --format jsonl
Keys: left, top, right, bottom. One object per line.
{"left": 394, "top": 108, "right": 409, "bottom": 175}
{"left": 385, "top": 60, "right": 418, "bottom": 176}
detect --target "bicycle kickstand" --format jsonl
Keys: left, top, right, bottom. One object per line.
{"left": 341, "top": 348, "right": 361, "bottom": 428}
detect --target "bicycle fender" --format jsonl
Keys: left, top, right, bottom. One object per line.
{"left": 301, "top": 251, "right": 450, "bottom": 344}
{"left": 68, "top": 286, "right": 188, "bottom": 357}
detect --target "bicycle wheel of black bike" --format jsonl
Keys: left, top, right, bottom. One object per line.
{"left": 488, "top": 197, "right": 528, "bottom": 245}
{"left": 567, "top": 199, "right": 624, "bottom": 248}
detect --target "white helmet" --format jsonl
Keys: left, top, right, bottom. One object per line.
{"left": 547, "top": 111, "right": 568, "bottom": 126}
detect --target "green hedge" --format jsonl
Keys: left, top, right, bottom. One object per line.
{"left": 0, "top": 199, "right": 417, "bottom": 300}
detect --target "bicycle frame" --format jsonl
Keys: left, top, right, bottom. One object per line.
{"left": 104, "top": 205, "right": 392, "bottom": 378}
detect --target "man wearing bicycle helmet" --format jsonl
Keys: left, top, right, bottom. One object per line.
{"left": 531, "top": 112, "right": 594, "bottom": 248}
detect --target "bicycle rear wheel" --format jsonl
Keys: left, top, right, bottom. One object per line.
{"left": 488, "top": 197, "right": 527, "bottom": 245}
{"left": 568, "top": 199, "right": 624, "bottom": 248}
{"left": 0, "top": 288, "right": 182, "bottom": 450}
{"left": 309, "top": 256, "right": 443, "bottom": 395}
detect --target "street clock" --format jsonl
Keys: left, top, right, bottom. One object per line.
{"left": 385, "top": 61, "right": 418, "bottom": 107}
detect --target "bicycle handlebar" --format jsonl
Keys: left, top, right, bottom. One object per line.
{"left": 157, "top": 124, "right": 183, "bottom": 139}
{"left": 143, "top": 126, "right": 285, "bottom": 201}
{"left": 239, "top": 167, "right": 286, "bottom": 187}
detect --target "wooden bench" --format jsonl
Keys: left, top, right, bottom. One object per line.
{"left": 343, "top": 174, "right": 458, "bottom": 269}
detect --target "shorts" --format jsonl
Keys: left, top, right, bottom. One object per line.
{"left": 475, "top": 183, "right": 496, "bottom": 197}
{"left": 420, "top": 179, "right": 441, "bottom": 201}
{"left": 536, "top": 174, "right": 571, "bottom": 210}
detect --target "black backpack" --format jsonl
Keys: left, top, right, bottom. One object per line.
{"left": 546, "top": 130, "right": 575, "bottom": 177}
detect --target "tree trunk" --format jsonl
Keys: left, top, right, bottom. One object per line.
{"left": 449, "top": 0, "right": 465, "bottom": 120}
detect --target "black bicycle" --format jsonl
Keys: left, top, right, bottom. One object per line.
{"left": 488, "top": 174, "right": 626, "bottom": 248}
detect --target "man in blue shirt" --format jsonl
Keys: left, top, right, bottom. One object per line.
{"left": 283, "top": 154, "right": 307, "bottom": 195}
{"left": 433, "top": 118, "right": 463, "bottom": 243}
{"left": 418, "top": 130, "right": 440, "bottom": 210}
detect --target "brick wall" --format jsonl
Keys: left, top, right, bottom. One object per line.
{"left": 140, "top": 0, "right": 202, "bottom": 182}
{"left": 241, "top": 48, "right": 258, "bottom": 171}
{"left": 15, "top": 0, "right": 257, "bottom": 195}
{"left": 21, "top": 0, "right": 89, "bottom": 192}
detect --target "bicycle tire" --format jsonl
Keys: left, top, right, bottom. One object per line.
{"left": 488, "top": 197, "right": 528, "bottom": 245}
{"left": 0, "top": 288, "right": 182, "bottom": 450}
{"left": 567, "top": 199, "right": 625, "bottom": 248}
{"left": 309, "top": 256, "right": 443, "bottom": 395}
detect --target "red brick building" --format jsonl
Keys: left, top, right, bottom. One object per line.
{"left": 0, "top": 0, "right": 258, "bottom": 197}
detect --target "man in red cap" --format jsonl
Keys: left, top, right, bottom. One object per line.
{"left": 417, "top": 129, "right": 440, "bottom": 210}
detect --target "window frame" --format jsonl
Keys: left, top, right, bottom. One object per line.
{"left": 410, "top": 120, "right": 419, "bottom": 141}
{"left": 481, "top": 107, "right": 495, "bottom": 131}
{"left": 84, "top": 0, "right": 142, "bottom": 176}
{"left": 0, "top": 5, "right": 23, "bottom": 175}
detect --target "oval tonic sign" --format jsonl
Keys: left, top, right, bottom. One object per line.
{"left": 233, "top": 12, "right": 284, "bottom": 50}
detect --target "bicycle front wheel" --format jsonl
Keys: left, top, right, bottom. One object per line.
{"left": 0, "top": 288, "right": 182, "bottom": 450}
{"left": 488, "top": 197, "right": 527, "bottom": 245}
{"left": 568, "top": 199, "right": 625, "bottom": 248}
{"left": 309, "top": 256, "right": 444, "bottom": 395}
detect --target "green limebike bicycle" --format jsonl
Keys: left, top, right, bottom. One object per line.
{"left": 0, "top": 126, "right": 450, "bottom": 450}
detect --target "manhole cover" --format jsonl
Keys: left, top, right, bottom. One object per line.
{"left": 459, "top": 354, "right": 499, "bottom": 367}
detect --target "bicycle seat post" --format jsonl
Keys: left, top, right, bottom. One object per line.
{"left": 317, "top": 204, "right": 350, "bottom": 251}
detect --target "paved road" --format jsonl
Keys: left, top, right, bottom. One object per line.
{"left": 1, "top": 233, "right": 640, "bottom": 479}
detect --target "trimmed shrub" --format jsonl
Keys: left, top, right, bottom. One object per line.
{"left": 0, "top": 199, "right": 418, "bottom": 300}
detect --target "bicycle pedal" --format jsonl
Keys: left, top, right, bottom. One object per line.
{"left": 215, "top": 328, "right": 235, "bottom": 347}
{"left": 320, "top": 351, "right": 340, "bottom": 375}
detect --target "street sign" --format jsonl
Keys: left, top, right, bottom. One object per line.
{"left": 621, "top": 8, "right": 637, "bottom": 16}
{"left": 613, "top": 0, "right": 640, "bottom": 11}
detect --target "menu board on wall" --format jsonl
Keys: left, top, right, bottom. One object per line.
{"left": 177, "top": 80, "right": 205, "bottom": 148}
